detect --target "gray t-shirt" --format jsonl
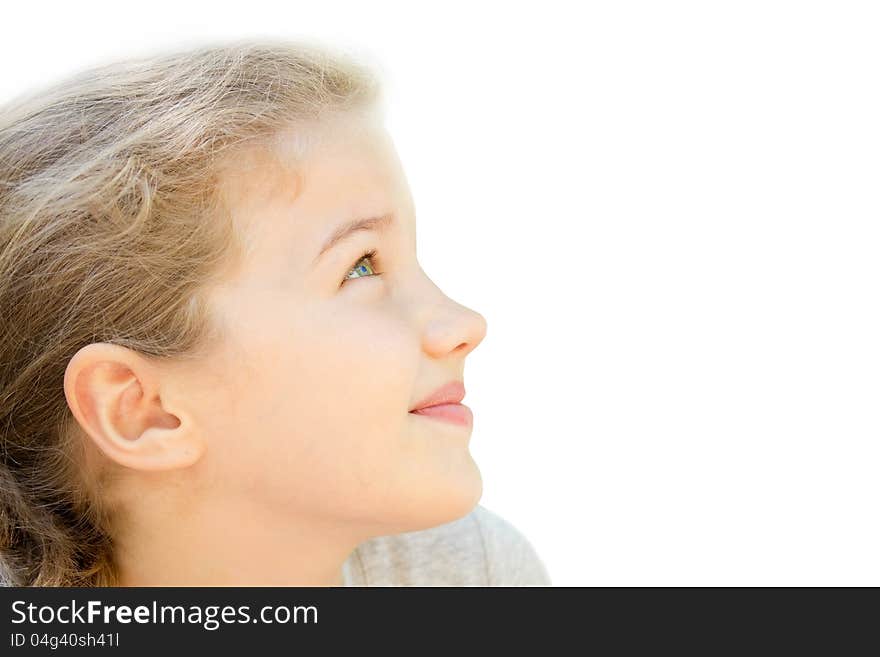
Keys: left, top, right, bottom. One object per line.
{"left": 342, "top": 504, "right": 552, "bottom": 586}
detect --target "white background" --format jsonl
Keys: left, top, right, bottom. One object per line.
{"left": 2, "top": 1, "right": 878, "bottom": 585}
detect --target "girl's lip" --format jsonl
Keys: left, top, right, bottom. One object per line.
{"left": 409, "top": 403, "right": 473, "bottom": 426}
{"left": 409, "top": 381, "right": 465, "bottom": 412}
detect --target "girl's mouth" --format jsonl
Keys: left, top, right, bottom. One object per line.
{"left": 409, "top": 403, "right": 473, "bottom": 427}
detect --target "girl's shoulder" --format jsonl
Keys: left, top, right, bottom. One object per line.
{"left": 343, "top": 504, "right": 552, "bottom": 586}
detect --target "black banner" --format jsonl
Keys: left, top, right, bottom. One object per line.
{"left": 0, "top": 586, "right": 872, "bottom": 652}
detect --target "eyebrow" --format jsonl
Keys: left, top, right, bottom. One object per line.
{"left": 313, "top": 212, "right": 395, "bottom": 264}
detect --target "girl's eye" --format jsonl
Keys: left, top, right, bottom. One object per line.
{"left": 341, "top": 249, "right": 380, "bottom": 286}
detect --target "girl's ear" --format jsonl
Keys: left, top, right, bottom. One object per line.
{"left": 63, "top": 342, "right": 206, "bottom": 471}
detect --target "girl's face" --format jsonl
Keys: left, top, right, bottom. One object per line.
{"left": 171, "top": 116, "right": 487, "bottom": 536}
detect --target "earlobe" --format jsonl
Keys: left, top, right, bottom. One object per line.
{"left": 63, "top": 342, "right": 205, "bottom": 472}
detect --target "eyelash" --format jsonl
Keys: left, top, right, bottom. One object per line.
{"left": 341, "top": 249, "right": 380, "bottom": 287}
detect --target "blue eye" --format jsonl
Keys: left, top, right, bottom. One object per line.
{"left": 341, "top": 249, "right": 380, "bottom": 286}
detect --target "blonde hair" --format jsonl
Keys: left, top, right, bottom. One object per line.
{"left": 0, "top": 38, "right": 382, "bottom": 586}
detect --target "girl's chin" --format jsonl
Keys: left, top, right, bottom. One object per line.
{"left": 401, "top": 460, "right": 483, "bottom": 531}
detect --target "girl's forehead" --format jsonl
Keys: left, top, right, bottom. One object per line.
{"left": 223, "top": 116, "right": 393, "bottom": 200}
{"left": 219, "top": 135, "right": 396, "bottom": 228}
{"left": 271, "top": 107, "right": 388, "bottom": 165}
{"left": 212, "top": 151, "right": 302, "bottom": 234}
{"left": 214, "top": 124, "right": 405, "bottom": 260}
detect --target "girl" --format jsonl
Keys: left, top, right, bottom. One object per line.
{"left": 0, "top": 38, "right": 550, "bottom": 586}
